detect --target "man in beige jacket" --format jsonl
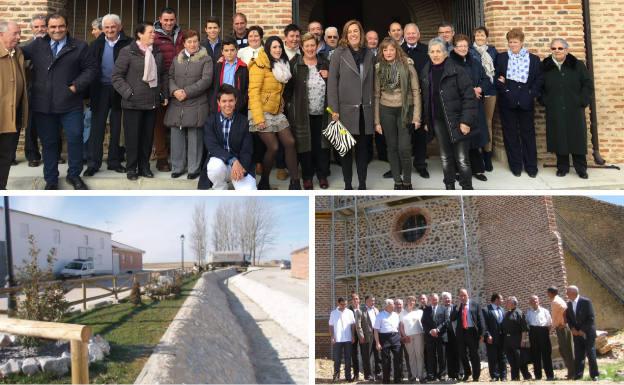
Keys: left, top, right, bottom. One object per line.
{"left": 0, "top": 20, "right": 28, "bottom": 189}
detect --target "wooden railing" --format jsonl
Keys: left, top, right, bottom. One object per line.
{"left": 0, "top": 268, "right": 194, "bottom": 314}
{"left": 0, "top": 318, "right": 91, "bottom": 384}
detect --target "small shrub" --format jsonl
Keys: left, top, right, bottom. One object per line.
{"left": 129, "top": 280, "right": 142, "bottom": 306}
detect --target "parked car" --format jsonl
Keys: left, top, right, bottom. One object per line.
{"left": 280, "top": 260, "right": 291, "bottom": 270}
{"left": 60, "top": 259, "right": 95, "bottom": 278}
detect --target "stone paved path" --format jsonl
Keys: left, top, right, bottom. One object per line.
{"left": 225, "top": 279, "right": 309, "bottom": 384}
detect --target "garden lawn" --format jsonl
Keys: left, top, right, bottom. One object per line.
{"left": 1, "top": 276, "right": 200, "bottom": 384}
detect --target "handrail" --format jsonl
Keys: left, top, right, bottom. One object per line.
{"left": 0, "top": 318, "right": 91, "bottom": 384}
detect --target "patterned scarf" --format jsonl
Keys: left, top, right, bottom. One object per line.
{"left": 379, "top": 61, "right": 400, "bottom": 91}
{"left": 506, "top": 47, "right": 530, "bottom": 83}
{"left": 473, "top": 43, "right": 495, "bottom": 82}
{"left": 378, "top": 59, "right": 411, "bottom": 127}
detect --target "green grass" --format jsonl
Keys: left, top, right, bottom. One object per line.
{"left": 592, "top": 360, "right": 624, "bottom": 382}
{"left": 1, "top": 276, "right": 200, "bottom": 384}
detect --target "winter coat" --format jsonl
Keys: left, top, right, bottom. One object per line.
{"left": 21, "top": 34, "right": 97, "bottom": 114}
{"left": 112, "top": 41, "right": 168, "bottom": 110}
{"left": 420, "top": 58, "right": 477, "bottom": 143}
{"left": 327, "top": 45, "right": 375, "bottom": 135}
{"left": 0, "top": 44, "right": 28, "bottom": 134}
{"left": 539, "top": 54, "right": 593, "bottom": 155}
{"left": 153, "top": 21, "right": 184, "bottom": 71}
{"left": 200, "top": 38, "right": 223, "bottom": 64}
{"left": 88, "top": 31, "right": 133, "bottom": 106}
{"left": 164, "top": 47, "right": 213, "bottom": 128}
{"left": 285, "top": 54, "right": 330, "bottom": 153}
{"left": 495, "top": 51, "right": 544, "bottom": 111}
{"left": 203, "top": 112, "right": 254, "bottom": 178}
{"left": 449, "top": 50, "right": 491, "bottom": 148}
{"left": 209, "top": 59, "right": 249, "bottom": 114}
{"left": 470, "top": 45, "right": 498, "bottom": 96}
{"left": 248, "top": 48, "right": 286, "bottom": 125}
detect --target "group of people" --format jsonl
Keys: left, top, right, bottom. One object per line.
{"left": 0, "top": 10, "right": 593, "bottom": 190}
{"left": 328, "top": 286, "right": 600, "bottom": 383}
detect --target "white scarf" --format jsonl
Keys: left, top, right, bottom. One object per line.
{"left": 473, "top": 43, "right": 495, "bottom": 82}
{"left": 506, "top": 47, "right": 530, "bottom": 84}
{"left": 138, "top": 43, "right": 158, "bottom": 88}
{"left": 272, "top": 60, "right": 292, "bottom": 84}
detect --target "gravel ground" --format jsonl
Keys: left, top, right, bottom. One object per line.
{"left": 315, "top": 357, "right": 623, "bottom": 384}
{"left": 225, "top": 279, "right": 309, "bottom": 384}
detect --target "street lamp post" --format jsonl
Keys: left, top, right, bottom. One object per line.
{"left": 180, "top": 234, "right": 185, "bottom": 272}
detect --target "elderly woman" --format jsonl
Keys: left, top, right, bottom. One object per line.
{"left": 374, "top": 37, "right": 421, "bottom": 190}
{"left": 495, "top": 28, "right": 543, "bottom": 177}
{"left": 328, "top": 19, "right": 375, "bottom": 190}
{"left": 248, "top": 36, "right": 300, "bottom": 190}
{"left": 420, "top": 37, "right": 477, "bottom": 190}
{"left": 113, "top": 22, "right": 168, "bottom": 180}
{"left": 238, "top": 25, "right": 264, "bottom": 65}
{"left": 164, "top": 29, "right": 213, "bottom": 180}
{"left": 286, "top": 32, "right": 330, "bottom": 190}
{"left": 540, "top": 38, "right": 593, "bottom": 179}
{"left": 450, "top": 34, "right": 493, "bottom": 183}
{"left": 502, "top": 296, "right": 532, "bottom": 381}
{"left": 471, "top": 26, "right": 498, "bottom": 171}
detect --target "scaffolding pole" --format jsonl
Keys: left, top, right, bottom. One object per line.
{"left": 330, "top": 196, "right": 335, "bottom": 311}
{"left": 459, "top": 196, "right": 472, "bottom": 293}
{"left": 354, "top": 196, "right": 359, "bottom": 294}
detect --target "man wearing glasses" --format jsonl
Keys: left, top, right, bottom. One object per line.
{"left": 321, "top": 26, "right": 338, "bottom": 60}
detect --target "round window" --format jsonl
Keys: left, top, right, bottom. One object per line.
{"left": 401, "top": 214, "right": 427, "bottom": 243}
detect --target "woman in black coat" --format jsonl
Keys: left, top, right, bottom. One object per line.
{"left": 495, "top": 28, "right": 543, "bottom": 178}
{"left": 450, "top": 34, "right": 493, "bottom": 183}
{"left": 112, "top": 22, "right": 168, "bottom": 180}
{"left": 420, "top": 37, "right": 477, "bottom": 190}
{"left": 540, "top": 38, "right": 593, "bottom": 179}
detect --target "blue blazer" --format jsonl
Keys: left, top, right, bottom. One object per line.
{"left": 495, "top": 51, "right": 544, "bottom": 111}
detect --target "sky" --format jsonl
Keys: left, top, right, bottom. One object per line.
{"left": 592, "top": 196, "right": 624, "bottom": 206}
{"left": 1, "top": 196, "right": 309, "bottom": 263}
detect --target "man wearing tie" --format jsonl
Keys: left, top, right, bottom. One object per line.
{"left": 565, "top": 285, "right": 599, "bottom": 381}
{"left": 348, "top": 293, "right": 363, "bottom": 381}
{"left": 452, "top": 288, "right": 486, "bottom": 382}
{"left": 363, "top": 295, "right": 381, "bottom": 380}
{"left": 483, "top": 293, "right": 507, "bottom": 381}
{"left": 432, "top": 291, "right": 459, "bottom": 381}
{"left": 422, "top": 293, "right": 444, "bottom": 381}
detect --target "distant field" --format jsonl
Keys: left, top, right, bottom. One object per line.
{"left": 143, "top": 261, "right": 281, "bottom": 270}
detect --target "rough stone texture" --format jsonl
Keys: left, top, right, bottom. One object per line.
{"left": 0, "top": 359, "right": 22, "bottom": 377}
{"left": 0, "top": 334, "right": 12, "bottom": 348}
{"left": 87, "top": 342, "right": 104, "bottom": 363}
{"left": 134, "top": 268, "right": 256, "bottom": 385}
{"left": 21, "top": 358, "right": 40, "bottom": 376}
{"left": 229, "top": 270, "right": 308, "bottom": 346}
{"left": 38, "top": 356, "right": 68, "bottom": 377}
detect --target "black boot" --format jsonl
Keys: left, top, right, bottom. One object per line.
{"left": 289, "top": 179, "right": 302, "bottom": 190}
{"left": 483, "top": 151, "right": 493, "bottom": 172}
{"left": 445, "top": 183, "right": 456, "bottom": 190}
{"left": 258, "top": 177, "right": 271, "bottom": 190}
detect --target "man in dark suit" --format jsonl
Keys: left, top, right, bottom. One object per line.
{"left": 452, "top": 288, "right": 486, "bottom": 382}
{"left": 432, "top": 291, "right": 458, "bottom": 380}
{"left": 363, "top": 295, "right": 381, "bottom": 380}
{"left": 422, "top": 293, "right": 445, "bottom": 381}
{"left": 483, "top": 293, "right": 507, "bottom": 381}
{"left": 565, "top": 285, "right": 599, "bottom": 381}
{"left": 84, "top": 13, "right": 131, "bottom": 177}
{"left": 204, "top": 84, "right": 256, "bottom": 190}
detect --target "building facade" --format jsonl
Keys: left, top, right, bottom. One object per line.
{"left": 112, "top": 240, "right": 145, "bottom": 274}
{"left": 1, "top": 0, "right": 623, "bottom": 163}
{"left": 315, "top": 196, "right": 624, "bottom": 358}
{"left": 290, "top": 246, "right": 309, "bottom": 280}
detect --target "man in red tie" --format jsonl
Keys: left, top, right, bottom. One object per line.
{"left": 452, "top": 288, "right": 486, "bottom": 382}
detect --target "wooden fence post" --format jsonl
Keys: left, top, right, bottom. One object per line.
{"left": 112, "top": 276, "right": 118, "bottom": 301}
{"left": 70, "top": 339, "right": 90, "bottom": 384}
{"left": 82, "top": 281, "right": 87, "bottom": 311}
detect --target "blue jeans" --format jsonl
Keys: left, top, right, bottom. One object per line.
{"left": 35, "top": 110, "right": 84, "bottom": 184}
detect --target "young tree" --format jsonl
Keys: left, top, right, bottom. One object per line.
{"left": 241, "top": 198, "right": 276, "bottom": 266}
{"left": 190, "top": 202, "right": 208, "bottom": 266}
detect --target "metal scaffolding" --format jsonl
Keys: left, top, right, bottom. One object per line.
{"left": 328, "top": 195, "right": 473, "bottom": 310}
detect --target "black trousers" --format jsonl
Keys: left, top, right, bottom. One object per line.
{"left": 351, "top": 339, "right": 360, "bottom": 378}
{"left": 444, "top": 333, "right": 460, "bottom": 379}
{"left": 500, "top": 106, "right": 537, "bottom": 174}
{"left": 372, "top": 131, "right": 388, "bottom": 162}
{"left": 469, "top": 148, "right": 485, "bottom": 174}
{"left": 557, "top": 153, "right": 587, "bottom": 174}
{"left": 359, "top": 341, "right": 372, "bottom": 378}
{"left": 341, "top": 109, "right": 371, "bottom": 187}
{"left": 333, "top": 342, "right": 352, "bottom": 380}
{"left": 573, "top": 334, "right": 599, "bottom": 379}
{"left": 88, "top": 85, "right": 123, "bottom": 169}
{"left": 370, "top": 338, "right": 382, "bottom": 376}
{"left": 433, "top": 117, "right": 472, "bottom": 188}
{"left": 0, "top": 133, "right": 18, "bottom": 189}
{"left": 123, "top": 109, "right": 156, "bottom": 173}
{"left": 380, "top": 332, "right": 402, "bottom": 384}
{"left": 505, "top": 341, "right": 531, "bottom": 380}
{"left": 412, "top": 125, "right": 428, "bottom": 170}
{"left": 456, "top": 327, "right": 481, "bottom": 380}
{"left": 529, "top": 326, "right": 554, "bottom": 379}
{"left": 486, "top": 335, "right": 507, "bottom": 380}
{"left": 299, "top": 115, "right": 329, "bottom": 179}
{"left": 425, "top": 335, "right": 445, "bottom": 379}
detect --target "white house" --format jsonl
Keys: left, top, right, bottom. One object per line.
{"left": 0, "top": 208, "right": 113, "bottom": 282}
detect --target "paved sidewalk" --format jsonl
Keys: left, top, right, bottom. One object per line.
{"left": 7, "top": 157, "right": 623, "bottom": 190}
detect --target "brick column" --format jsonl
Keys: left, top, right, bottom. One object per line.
{"left": 0, "top": 0, "right": 67, "bottom": 40}
{"left": 483, "top": 0, "right": 588, "bottom": 162}
{"left": 235, "top": 0, "right": 292, "bottom": 37}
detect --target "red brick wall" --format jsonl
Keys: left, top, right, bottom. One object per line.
{"left": 290, "top": 247, "right": 309, "bottom": 280}
{"left": 236, "top": 0, "right": 292, "bottom": 37}
{"left": 118, "top": 250, "right": 143, "bottom": 272}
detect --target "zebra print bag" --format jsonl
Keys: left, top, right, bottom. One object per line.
{"left": 322, "top": 119, "right": 357, "bottom": 157}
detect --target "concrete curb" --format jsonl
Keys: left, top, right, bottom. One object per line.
{"left": 228, "top": 272, "right": 308, "bottom": 346}
{"left": 134, "top": 269, "right": 256, "bottom": 384}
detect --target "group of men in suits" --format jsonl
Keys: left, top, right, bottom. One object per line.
{"left": 328, "top": 285, "right": 600, "bottom": 383}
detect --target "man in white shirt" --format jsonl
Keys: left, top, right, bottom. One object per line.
{"left": 527, "top": 295, "right": 554, "bottom": 380}
{"left": 364, "top": 295, "right": 381, "bottom": 380}
{"left": 329, "top": 297, "right": 356, "bottom": 382}
{"left": 401, "top": 295, "right": 426, "bottom": 382}
{"left": 374, "top": 299, "right": 402, "bottom": 384}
